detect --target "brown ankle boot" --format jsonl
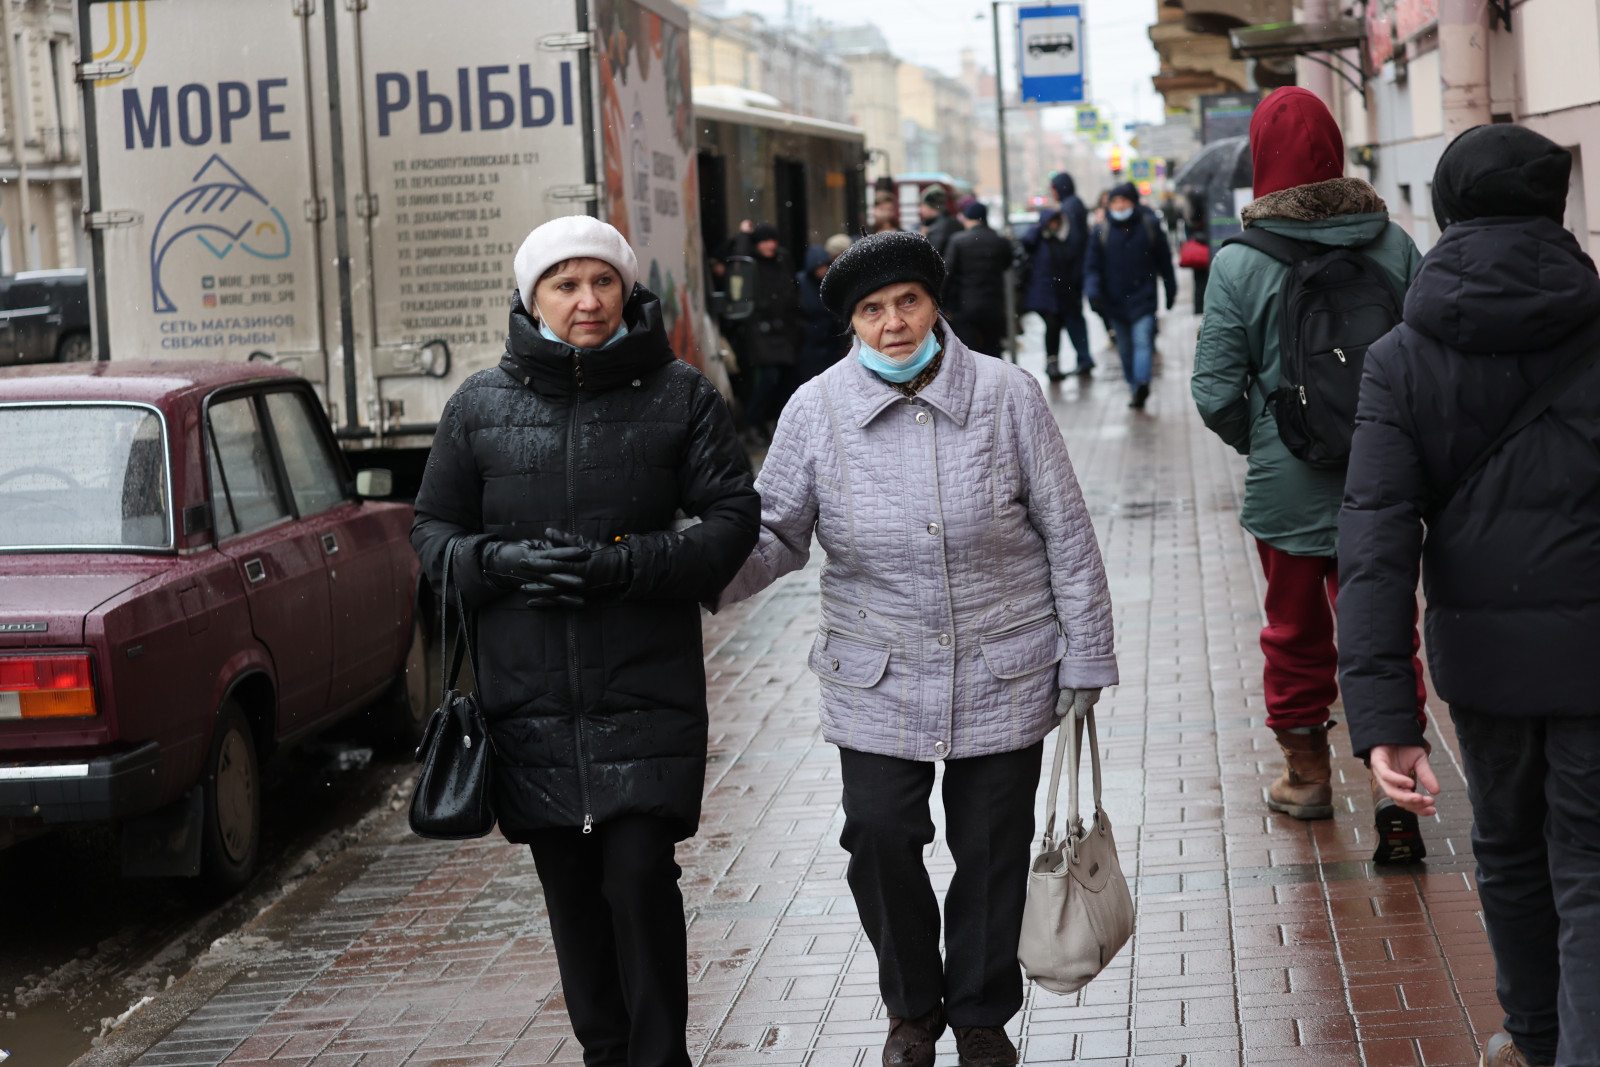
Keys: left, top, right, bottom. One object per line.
{"left": 1267, "top": 725, "right": 1334, "bottom": 819}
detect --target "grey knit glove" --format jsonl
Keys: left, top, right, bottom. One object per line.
{"left": 1055, "top": 687, "right": 1102, "bottom": 719}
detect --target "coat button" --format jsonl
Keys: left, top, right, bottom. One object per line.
{"left": 926, "top": 522, "right": 940, "bottom": 535}
{"left": 858, "top": 609, "right": 867, "bottom": 618}
{"left": 830, "top": 659, "right": 840, "bottom": 671}
{"left": 632, "top": 378, "right": 642, "bottom": 387}
{"left": 933, "top": 741, "right": 948, "bottom": 757}
{"left": 938, "top": 633, "right": 951, "bottom": 646}
{"left": 915, "top": 410, "right": 929, "bottom": 424}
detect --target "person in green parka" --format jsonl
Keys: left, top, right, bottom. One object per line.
{"left": 1191, "top": 87, "right": 1431, "bottom": 863}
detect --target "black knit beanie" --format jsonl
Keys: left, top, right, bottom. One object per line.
{"left": 819, "top": 230, "right": 946, "bottom": 317}
{"left": 1432, "top": 124, "right": 1571, "bottom": 228}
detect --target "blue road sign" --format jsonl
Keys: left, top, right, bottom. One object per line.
{"left": 1018, "top": 5, "right": 1084, "bottom": 105}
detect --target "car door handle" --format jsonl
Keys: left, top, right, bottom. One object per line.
{"left": 321, "top": 533, "right": 339, "bottom": 555}
{"left": 243, "top": 558, "right": 267, "bottom": 583}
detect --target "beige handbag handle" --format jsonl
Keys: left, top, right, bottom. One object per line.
{"left": 1041, "top": 702, "right": 1106, "bottom": 857}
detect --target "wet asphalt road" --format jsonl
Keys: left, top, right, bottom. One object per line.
{"left": 0, "top": 721, "right": 417, "bottom": 1066}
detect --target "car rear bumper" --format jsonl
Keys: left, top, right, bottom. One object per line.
{"left": 0, "top": 742, "right": 162, "bottom": 822}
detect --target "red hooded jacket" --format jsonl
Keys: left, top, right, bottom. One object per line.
{"left": 1249, "top": 87, "right": 1345, "bottom": 198}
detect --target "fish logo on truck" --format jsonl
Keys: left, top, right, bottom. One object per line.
{"left": 150, "top": 155, "right": 290, "bottom": 314}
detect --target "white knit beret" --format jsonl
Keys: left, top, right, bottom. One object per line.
{"left": 513, "top": 215, "right": 639, "bottom": 313}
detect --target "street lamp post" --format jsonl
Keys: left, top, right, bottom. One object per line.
{"left": 992, "top": 1, "right": 1018, "bottom": 361}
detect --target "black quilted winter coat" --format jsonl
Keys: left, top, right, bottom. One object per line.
{"left": 1338, "top": 216, "right": 1600, "bottom": 757}
{"left": 411, "top": 286, "right": 760, "bottom": 841}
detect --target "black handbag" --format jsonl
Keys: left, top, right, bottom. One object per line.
{"left": 409, "top": 541, "right": 497, "bottom": 839}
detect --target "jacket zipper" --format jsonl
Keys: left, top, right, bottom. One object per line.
{"left": 565, "top": 353, "right": 594, "bottom": 833}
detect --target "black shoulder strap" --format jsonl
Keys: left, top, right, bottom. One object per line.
{"left": 1220, "top": 226, "right": 1313, "bottom": 266}
{"left": 1435, "top": 344, "right": 1600, "bottom": 514}
{"left": 439, "top": 539, "right": 475, "bottom": 696}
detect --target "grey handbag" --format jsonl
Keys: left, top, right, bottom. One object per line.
{"left": 1018, "top": 702, "right": 1134, "bottom": 993}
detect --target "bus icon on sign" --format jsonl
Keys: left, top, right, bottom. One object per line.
{"left": 1027, "top": 33, "right": 1075, "bottom": 58}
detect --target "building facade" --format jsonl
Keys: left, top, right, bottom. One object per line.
{"left": 1333, "top": 0, "right": 1600, "bottom": 257}
{"left": 0, "top": 0, "right": 84, "bottom": 274}
{"left": 685, "top": 3, "right": 851, "bottom": 124}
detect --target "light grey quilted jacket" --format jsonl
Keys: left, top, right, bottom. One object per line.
{"left": 721, "top": 326, "right": 1118, "bottom": 761}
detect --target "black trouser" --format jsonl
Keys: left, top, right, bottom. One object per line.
{"left": 1451, "top": 708, "right": 1600, "bottom": 1066}
{"left": 1038, "top": 309, "right": 1092, "bottom": 370}
{"left": 526, "top": 814, "right": 690, "bottom": 1067}
{"left": 950, "top": 312, "right": 1007, "bottom": 358}
{"left": 838, "top": 742, "right": 1043, "bottom": 1027}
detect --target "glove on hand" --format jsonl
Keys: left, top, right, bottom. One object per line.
{"left": 1055, "top": 687, "right": 1102, "bottom": 720}
{"left": 540, "top": 528, "right": 633, "bottom": 600}
{"left": 1088, "top": 298, "right": 1106, "bottom": 317}
{"left": 481, "top": 539, "right": 588, "bottom": 608}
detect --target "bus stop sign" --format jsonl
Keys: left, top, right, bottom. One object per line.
{"left": 1018, "top": 5, "right": 1085, "bottom": 104}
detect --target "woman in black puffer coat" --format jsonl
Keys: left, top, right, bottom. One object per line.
{"left": 1337, "top": 126, "right": 1600, "bottom": 1067}
{"left": 411, "top": 215, "right": 758, "bottom": 1067}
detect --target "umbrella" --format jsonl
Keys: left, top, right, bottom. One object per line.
{"left": 1171, "top": 135, "right": 1251, "bottom": 196}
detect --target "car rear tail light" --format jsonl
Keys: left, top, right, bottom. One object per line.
{"left": 0, "top": 653, "right": 98, "bottom": 719}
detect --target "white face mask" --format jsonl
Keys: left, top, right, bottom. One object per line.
{"left": 534, "top": 303, "right": 629, "bottom": 350}
{"left": 1110, "top": 207, "right": 1134, "bottom": 222}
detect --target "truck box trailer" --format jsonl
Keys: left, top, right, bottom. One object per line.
{"left": 77, "top": 0, "right": 708, "bottom": 464}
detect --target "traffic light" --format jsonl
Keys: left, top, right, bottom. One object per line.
{"left": 1109, "top": 146, "right": 1124, "bottom": 173}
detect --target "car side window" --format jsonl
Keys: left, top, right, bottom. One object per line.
{"left": 264, "top": 391, "right": 346, "bottom": 517}
{"left": 208, "top": 396, "right": 289, "bottom": 537}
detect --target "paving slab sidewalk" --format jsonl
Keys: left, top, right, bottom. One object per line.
{"left": 86, "top": 307, "right": 1500, "bottom": 1067}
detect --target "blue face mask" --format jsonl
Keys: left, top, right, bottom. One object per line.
{"left": 1109, "top": 206, "right": 1134, "bottom": 222}
{"left": 537, "top": 314, "right": 629, "bottom": 350}
{"left": 858, "top": 329, "right": 941, "bottom": 384}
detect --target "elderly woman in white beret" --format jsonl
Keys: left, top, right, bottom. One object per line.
{"left": 411, "top": 214, "right": 759, "bottom": 1065}
{"left": 720, "top": 230, "right": 1118, "bottom": 1067}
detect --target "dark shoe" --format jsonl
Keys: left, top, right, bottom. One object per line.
{"left": 1076, "top": 363, "right": 1095, "bottom": 377}
{"left": 1371, "top": 771, "right": 1427, "bottom": 864}
{"left": 1045, "top": 359, "right": 1066, "bottom": 382}
{"left": 954, "top": 1026, "right": 1017, "bottom": 1067}
{"left": 1482, "top": 1032, "right": 1548, "bottom": 1066}
{"left": 1267, "top": 725, "right": 1334, "bottom": 819}
{"left": 884, "top": 1006, "right": 945, "bottom": 1067}
{"left": 1129, "top": 383, "right": 1151, "bottom": 409}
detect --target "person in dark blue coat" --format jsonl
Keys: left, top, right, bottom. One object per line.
{"left": 1338, "top": 125, "right": 1600, "bottom": 1067}
{"left": 1085, "top": 182, "right": 1176, "bottom": 408}
{"left": 796, "top": 242, "right": 849, "bottom": 384}
{"left": 1020, "top": 205, "right": 1090, "bottom": 381}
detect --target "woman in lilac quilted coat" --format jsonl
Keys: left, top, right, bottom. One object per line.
{"left": 720, "top": 231, "right": 1118, "bottom": 1066}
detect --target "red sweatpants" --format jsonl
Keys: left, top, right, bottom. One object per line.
{"left": 1255, "top": 540, "right": 1428, "bottom": 731}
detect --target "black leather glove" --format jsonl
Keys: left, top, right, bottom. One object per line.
{"left": 1088, "top": 298, "right": 1105, "bottom": 316}
{"left": 480, "top": 539, "right": 588, "bottom": 608}
{"left": 1165, "top": 289, "right": 1176, "bottom": 311}
{"left": 542, "top": 528, "right": 633, "bottom": 599}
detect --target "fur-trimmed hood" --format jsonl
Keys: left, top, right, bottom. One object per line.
{"left": 1242, "top": 176, "right": 1386, "bottom": 226}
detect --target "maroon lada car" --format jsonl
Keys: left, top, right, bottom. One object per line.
{"left": 0, "top": 362, "right": 428, "bottom": 888}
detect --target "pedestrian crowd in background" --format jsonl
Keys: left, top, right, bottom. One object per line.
{"left": 411, "top": 82, "right": 1600, "bottom": 1067}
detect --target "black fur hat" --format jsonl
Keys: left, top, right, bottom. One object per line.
{"left": 819, "top": 230, "right": 946, "bottom": 318}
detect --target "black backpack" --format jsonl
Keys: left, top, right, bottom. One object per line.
{"left": 1221, "top": 228, "right": 1404, "bottom": 469}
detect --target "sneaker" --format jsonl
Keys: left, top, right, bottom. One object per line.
{"left": 884, "top": 1006, "right": 945, "bottom": 1067}
{"left": 1371, "top": 771, "right": 1427, "bottom": 864}
{"left": 1481, "top": 1032, "right": 1548, "bottom": 1066}
{"left": 954, "top": 1026, "right": 1017, "bottom": 1067}
{"left": 1129, "top": 383, "right": 1151, "bottom": 409}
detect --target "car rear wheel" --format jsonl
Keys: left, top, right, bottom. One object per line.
{"left": 55, "top": 333, "right": 93, "bottom": 362}
{"left": 201, "top": 701, "right": 260, "bottom": 892}
{"left": 376, "top": 616, "right": 433, "bottom": 750}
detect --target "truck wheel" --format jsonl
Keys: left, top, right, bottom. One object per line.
{"left": 56, "top": 333, "right": 93, "bottom": 362}
{"left": 201, "top": 701, "right": 260, "bottom": 892}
